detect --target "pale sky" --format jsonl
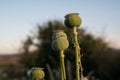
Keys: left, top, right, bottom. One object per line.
{"left": 0, "top": 0, "right": 120, "bottom": 54}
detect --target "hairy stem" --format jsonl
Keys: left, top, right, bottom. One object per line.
{"left": 73, "top": 27, "right": 81, "bottom": 80}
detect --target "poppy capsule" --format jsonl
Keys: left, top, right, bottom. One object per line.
{"left": 51, "top": 31, "right": 69, "bottom": 51}
{"left": 30, "top": 67, "right": 45, "bottom": 80}
{"left": 64, "top": 13, "right": 82, "bottom": 28}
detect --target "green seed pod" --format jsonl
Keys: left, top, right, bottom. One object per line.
{"left": 51, "top": 31, "right": 69, "bottom": 51}
{"left": 64, "top": 13, "right": 82, "bottom": 28}
{"left": 52, "top": 38, "right": 69, "bottom": 51}
{"left": 30, "top": 67, "right": 45, "bottom": 80}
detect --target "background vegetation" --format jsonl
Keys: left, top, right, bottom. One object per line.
{"left": 1, "top": 20, "right": 120, "bottom": 80}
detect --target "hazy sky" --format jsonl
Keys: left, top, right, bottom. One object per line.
{"left": 0, "top": 0, "right": 120, "bottom": 54}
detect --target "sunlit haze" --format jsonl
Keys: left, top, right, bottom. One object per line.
{"left": 0, "top": 0, "right": 120, "bottom": 54}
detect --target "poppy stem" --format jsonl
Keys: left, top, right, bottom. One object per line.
{"left": 60, "top": 50, "right": 66, "bottom": 80}
{"left": 73, "top": 27, "right": 81, "bottom": 80}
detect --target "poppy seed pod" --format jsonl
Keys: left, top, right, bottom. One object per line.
{"left": 64, "top": 13, "right": 82, "bottom": 28}
{"left": 30, "top": 68, "right": 45, "bottom": 80}
{"left": 51, "top": 31, "right": 69, "bottom": 51}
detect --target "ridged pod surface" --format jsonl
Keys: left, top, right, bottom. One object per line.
{"left": 52, "top": 30, "right": 67, "bottom": 40}
{"left": 51, "top": 31, "right": 69, "bottom": 51}
{"left": 30, "top": 68, "right": 45, "bottom": 80}
{"left": 64, "top": 13, "right": 82, "bottom": 28}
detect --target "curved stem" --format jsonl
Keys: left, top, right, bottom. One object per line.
{"left": 60, "top": 50, "right": 66, "bottom": 80}
{"left": 73, "top": 27, "right": 81, "bottom": 80}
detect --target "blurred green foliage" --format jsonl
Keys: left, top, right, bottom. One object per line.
{"left": 21, "top": 20, "right": 120, "bottom": 80}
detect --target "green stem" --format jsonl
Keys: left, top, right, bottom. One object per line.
{"left": 60, "top": 50, "right": 66, "bottom": 80}
{"left": 73, "top": 27, "right": 81, "bottom": 80}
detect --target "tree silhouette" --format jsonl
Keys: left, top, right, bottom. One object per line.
{"left": 21, "top": 20, "right": 120, "bottom": 80}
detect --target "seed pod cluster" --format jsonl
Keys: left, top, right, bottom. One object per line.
{"left": 30, "top": 67, "right": 45, "bottom": 80}
{"left": 51, "top": 31, "right": 69, "bottom": 51}
{"left": 64, "top": 13, "right": 82, "bottom": 28}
